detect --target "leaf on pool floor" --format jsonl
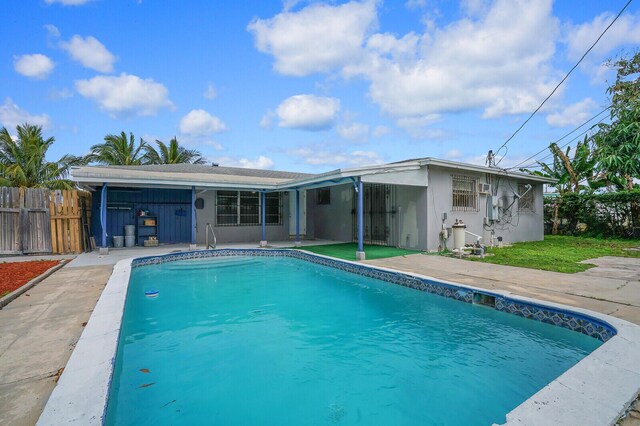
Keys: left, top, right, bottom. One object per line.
{"left": 139, "top": 368, "right": 150, "bottom": 373}
{"left": 161, "top": 399, "right": 177, "bottom": 408}
{"left": 139, "top": 382, "right": 155, "bottom": 388}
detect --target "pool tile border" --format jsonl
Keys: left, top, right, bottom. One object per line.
{"left": 132, "top": 249, "right": 616, "bottom": 342}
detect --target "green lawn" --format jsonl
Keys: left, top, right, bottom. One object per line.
{"left": 293, "top": 243, "right": 421, "bottom": 261}
{"left": 469, "top": 235, "right": 640, "bottom": 273}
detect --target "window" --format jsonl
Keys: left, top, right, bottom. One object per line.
{"left": 452, "top": 175, "right": 478, "bottom": 211}
{"left": 317, "top": 188, "right": 331, "bottom": 205}
{"left": 518, "top": 183, "right": 535, "bottom": 212}
{"left": 215, "top": 191, "right": 282, "bottom": 226}
{"left": 216, "top": 190, "right": 238, "bottom": 225}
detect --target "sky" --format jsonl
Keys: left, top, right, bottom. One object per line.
{"left": 1, "top": 0, "right": 639, "bottom": 173}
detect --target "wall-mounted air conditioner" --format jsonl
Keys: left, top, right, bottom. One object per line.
{"left": 478, "top": 183, "right": 491, "bottom": 194}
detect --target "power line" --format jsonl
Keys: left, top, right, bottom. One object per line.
{"left": 514, "top": 113, "right": 610, "bottom": 170}
{"left": 493, "top": 0, "right": 633, "bottom": 166}
{"left": 507, "top": 106, "right": 610, "bottom": 170}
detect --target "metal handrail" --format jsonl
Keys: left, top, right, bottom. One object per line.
{"left": 206, "top": 223, "right": 217, "bottom": 249}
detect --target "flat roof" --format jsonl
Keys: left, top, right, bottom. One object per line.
{"left": 71, "top": 157, "right": 555, "bottom": 190}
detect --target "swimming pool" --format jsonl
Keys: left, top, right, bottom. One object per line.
{"left": 105, "top": 253, "right": 602, "bottom": 425}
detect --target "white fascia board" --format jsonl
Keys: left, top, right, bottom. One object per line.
{"left": 277, "top": 162, "right": 423, "bottom": 190}
{"left": 73, "top": 176, "right": 280, "bottom": 191}
{"left": 420, "top": 158, "right": 556, "bottom": 184}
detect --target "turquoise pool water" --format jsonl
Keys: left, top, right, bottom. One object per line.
{"left": 106, "top": 256, "right": 601, "bottom": 425}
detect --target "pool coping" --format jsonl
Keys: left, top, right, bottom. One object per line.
{"left": 37, "top": 249, "right": 640, "bottom": 426}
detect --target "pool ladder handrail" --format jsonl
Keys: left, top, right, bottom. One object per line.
{"left": 206, "top": 223, "right": 217, "bottom": 249}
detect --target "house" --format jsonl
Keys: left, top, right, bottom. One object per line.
{"left": 71, "top": 158, "right": 552, "bottom": 258}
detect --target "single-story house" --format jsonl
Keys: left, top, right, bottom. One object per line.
{"left": 71, "top": 158, "right": 553, "bottom": 259}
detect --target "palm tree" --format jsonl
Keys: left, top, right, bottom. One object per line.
{"left": 143, "top": 137, "right": 206, "bottom": 165}
{"left": 86, "top": 131, "right": 147, "bottom": 165}
{"left": 0, "top": 123, "right": 83, "bottom": 189}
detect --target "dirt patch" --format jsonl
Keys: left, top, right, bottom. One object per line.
{"left": 0, "top": 260, "right": 60, "bottom": 297}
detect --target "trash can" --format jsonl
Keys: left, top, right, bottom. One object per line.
{"left": 113, "top": 236, "right": 124, "bottom": 248}
{"left": 124, "top": 225, "right": 135, "bottom": 236}
{"left": 125, "top": 235, "right": 136, "bottom": 247}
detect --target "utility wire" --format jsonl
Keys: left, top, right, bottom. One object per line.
{"left": 494, "top": 0, "right": 633, "bottom": 166}
{"left": 507, "top": 106, "right": 610, "bottom": 170}
{"left": 514, "top": 113, "right": 610, "bottom": 170}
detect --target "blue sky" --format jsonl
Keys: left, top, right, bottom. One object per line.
{"left": 1, "top": 0, "right": 639, "bottom": 173}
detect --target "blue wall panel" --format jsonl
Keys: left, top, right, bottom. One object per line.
{"left": 91, "top": 187, "right": 192, "bottom": 246}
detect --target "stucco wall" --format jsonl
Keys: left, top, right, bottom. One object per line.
{"left": 194, "top": 190, "right": 291, "bottom": 244}
{"left": 309, "top": 184, "right": 354, "bottom": 242}
{"left": 426, "top": 165, "right": 544, "bottom": 250}
{"left": 396, "top": 185, "right": 428, "bottom": 250}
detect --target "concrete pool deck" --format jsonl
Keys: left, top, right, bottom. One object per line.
{"left": 1, "top": 245, "right": 639, "bottom": 425}
{"left": 366, "top": 254, "right": 640, "bottom": 326}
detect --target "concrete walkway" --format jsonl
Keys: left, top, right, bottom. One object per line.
{"left": 365, "top": 254, "right": 640, "bottom": 325}
{"left": 0, "top": 264, "right": 111, "bottom": 425}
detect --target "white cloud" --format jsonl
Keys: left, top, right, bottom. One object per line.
{"left": 0, "top": 98, "right": 51, "bottom": 130}
{"left": 248, "top": 0, "right": 378, "bottom": 76}
{"left": 395, "top": 114, "right": 446, "bottom": 139}
{"left": 212, "top": 155, "right": 274, "bottom": 169}
{"left": 48, "top": 87, "right": 74, "bottom": 100}
{"left": 276, "top": 94, "right": 340, "bottom": 130}
{"left": 565, "top": 12, "right": 640, "bottom": 61}
{"left": 203, "top": 83, "right": 217, "bottom": 100}
{"left": 179, "top": 109, "right": 227, "bottom": 136}
{"left": 337, "top": 122, "right": 369, "bottom": 142}
{"left": 44, "top": 24, "right": 60, "bottom": 38}
{"left": 60, "top": 35, "right": 116, "bottom": 72}
{"left": 260, "top": 110, "right": 275, "bottom": 129}
{"left": 45, "top": 0, "right": 94, "bottom": 5}
{"left": 546, "top": 98, "right": 598, "bottom": 128}
{"left": 75, "top": 73, "right": 173, "bottom": 117}
{"left": 289, "top": 145, "right": 384, "bottom": 167}
{"left": 372, "top": 125, "right": 390, "bottom": 137}
{"left": 362, "top": 0, "right": 560, "bottom": 119}
{"left": 251, "top": 0, "right": 561, "bottom": 121}
{"left": 13, "top": 54, "right": 55, "bottom": 79}
{"left": 444, "top": 149, "right": 463, "bottom": 160}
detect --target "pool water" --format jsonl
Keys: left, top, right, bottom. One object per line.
{"left": 106, "top": 256, "right": 601, "bottom": 425}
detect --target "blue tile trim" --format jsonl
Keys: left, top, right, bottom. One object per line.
{"left": 131, "top": 249, "right": 616, "bottom": 342}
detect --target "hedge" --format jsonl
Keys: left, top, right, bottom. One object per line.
{"left": 544, "top": 190, "right": 640, "bottom": 238}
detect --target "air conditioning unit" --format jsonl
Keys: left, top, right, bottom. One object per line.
{"left": 478, "top": 183, "right": 491, "bottom": 194}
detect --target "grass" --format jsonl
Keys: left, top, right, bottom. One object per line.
{"left": 469, "top": 235, "right": 640, "bottom": 273}
{"left": 293, "top": 242, "right": 421, "bottom": 261}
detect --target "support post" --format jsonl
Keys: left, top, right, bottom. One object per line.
{"left": 190, "top": 186, "right": 196, "bottom": 250}
{"left": 260, "top": 191, "right": 267, "bottom": 247}
{"left": 295, "top": 189, "right": 301, "bottom": 247}
{"left": 99, "top": 183, "right": 108, "bottom": 254}
{"left": 356, "top": 178, "right": 365, "bottom": 260}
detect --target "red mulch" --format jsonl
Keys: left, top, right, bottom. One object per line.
{"left": 0, "top": 260, "right": 60, "bottom": 297}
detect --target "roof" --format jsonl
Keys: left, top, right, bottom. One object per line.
{"left": 71, "top": 157, "right": 555, "bottom": 190}
{"left": 101, "top": 164, "right": 312, "bottom": 180}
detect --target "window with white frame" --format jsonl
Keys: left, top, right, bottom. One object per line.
{"left": 452, "top": 175, "right": 478, "bottom": 211}
{"left": 216, "top": 191, "right": 282, "bottom": 226}
{"left": 518, "top": 183, "right": 535, "bottom": 212}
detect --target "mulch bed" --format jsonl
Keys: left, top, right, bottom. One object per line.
{"left": 0, "top": 260, "right": 60, "bottom": 298}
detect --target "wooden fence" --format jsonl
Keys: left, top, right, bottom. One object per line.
{"left": 50, "top": 190, "right": 92, "bottom": 254}
{"left": 0, "top": 187, "right": 91, "bottom": 255}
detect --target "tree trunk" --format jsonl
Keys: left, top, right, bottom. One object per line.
{"left": 552, "top": 202, "right": 559, "bottom": 235}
